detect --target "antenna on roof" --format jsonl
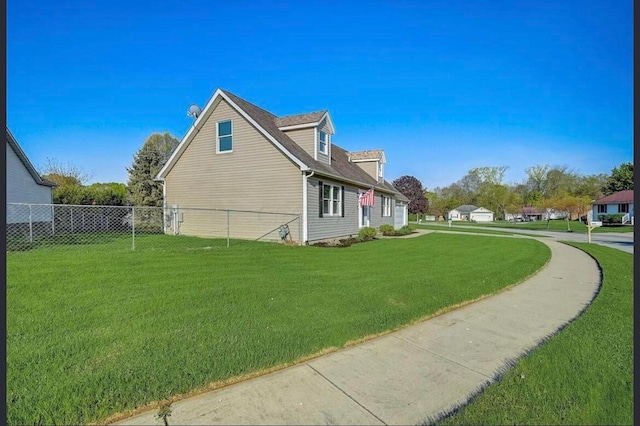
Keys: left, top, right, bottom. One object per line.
{"left": 187, "top": 104, "right": 201, "bottom": 119}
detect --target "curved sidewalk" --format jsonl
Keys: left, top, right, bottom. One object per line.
{"left": 115, "top": 238, "right": 600, "bottom": 425}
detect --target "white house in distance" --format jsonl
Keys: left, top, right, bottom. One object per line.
{"left": 6, "top": 128, "right": 56, "bottom": 224}
{"left": 448, "top": 205, "right": 494, "bottom": 222}
{"left": 591, "top": 190, "right": 634, "bottom": 225}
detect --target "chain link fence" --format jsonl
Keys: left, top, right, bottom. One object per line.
{"left": 6, "top": 203, "right": 301, "bottom": 252}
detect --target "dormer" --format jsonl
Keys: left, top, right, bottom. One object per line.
{"left": 276, "top": 110, "right": 335, "bottom": 165}
{"left": 348, "top": 150, "right": 386, "bottom": 183}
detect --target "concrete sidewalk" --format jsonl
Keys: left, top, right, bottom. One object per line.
{"left": 115, "top": 238, "right": 600, "bottom": 426}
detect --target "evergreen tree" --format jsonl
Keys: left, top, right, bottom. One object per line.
{"left": 602, "top": 162, "right": 633, "bottom": 195}
{"left": 127, "top": 133, "right": 179, "bottom": 206}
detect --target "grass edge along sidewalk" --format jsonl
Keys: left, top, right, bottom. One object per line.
{"left": 7, "top": 233, "right": 549, "bottom": 425}
{"left": 435, "top": 242, "right": 633, "bottom": 425}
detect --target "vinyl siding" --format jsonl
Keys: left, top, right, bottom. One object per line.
{"left": 369, "top": 194, "right": 394, "bottom": 228}
{"left": 316, "top": 118, "right": 331, "bottom": 165}
{"left": 164, "top": 99, "right": 303, "bottom": 242}
{"left": 307, "top": 177, "right": 360, "bottom": 241}
{"left": 354, "top": 160, "right": 378, "bottom": 181}
{"left": 6, "top": 141, "right": 53, "bottom": 223}
{"left": 281, "top": 127, "right": 315, "bottom": 159}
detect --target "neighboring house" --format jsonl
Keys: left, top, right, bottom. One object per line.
{"left": 448, "top": 205, "right": 494, "bottom": 222}
{"left": 6, "top": 128, "right": 57, "bottom": 224}
{"left": 504, "top": 207, "right": 565, "bottom": 222}
{"left": 156, "top": 89, "right": 409, "bottom": 243}
{"left": 591, "top": 190, "right": 634, "bottom": 225}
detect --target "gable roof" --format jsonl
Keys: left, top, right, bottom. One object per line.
{"left": 6, "top": 128, "right": 57, "bottom": 188}
{"left": 276, "top": 111, "right": 327, "bottom": 127}
{"left": 592, "top": 190, "right": 634, "bottom": 204}
{"left": 157, "top": 89, "right": 405, "bottom": 199}
{"left": 349, "top": 150, "right": 385, "bottom": 162}
{"left": 452, "top": 205, "right": 478, "bottom": 213}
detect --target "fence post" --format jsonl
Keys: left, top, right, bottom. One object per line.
{"left": 28, "top": 204, "right": 33, "bottom": 243}
{"left": 51, "top": 205, "right": 55, "bottom": 237}
{"left": 227, "top": 210, "right": 230, "bottom": 248}
{"left": 132, "top": 206, "right": 136, "bottom": 251}
{"left": 70, "top": 207, "right": 74, "bottom": 234}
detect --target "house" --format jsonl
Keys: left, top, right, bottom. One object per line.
{"left": 155, "top": 89, "right": 409, "bottom": 243}
{"left": 448, "top": 205, "right": 494, "bottom": 222}
{"left": 6, "top": 128, "right": 57, "bottom": 225}
{"left": 591, "top": 190, "right": 634, "bottom": 225}
{"left": 504, "top": 207, "right": 565, "bottom": 222}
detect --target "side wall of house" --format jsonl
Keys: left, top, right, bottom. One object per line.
{"left": 6, "top": 142, "right": 53, "bottom": 223}
{"left": 306, "top": 177, "right": 395, "bottom": 241}
{"left": 164, "top": 99, "right": 304, "bottom": 242}
{"left": 354, "top": 160, "right": 378, "bottom": 181}
{"left": 307, "top": 177, "right": 359, "bottom": 241}
{"left": 281, "top": 127, "right": 315, "bottom": 158}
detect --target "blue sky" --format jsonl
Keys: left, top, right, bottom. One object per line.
{"left": 7, "top": 0, "right": 632, "bottom": 189}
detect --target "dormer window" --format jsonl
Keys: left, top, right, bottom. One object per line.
{"left": 378, "top": 162, "right": 384, "bottom": 179}
{"left": 318, "top": 131, "right": 327, "bottom": 154}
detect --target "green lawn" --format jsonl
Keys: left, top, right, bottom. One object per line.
{"left": 435, "top": 219, "right": 633, "bottom": 234}
{"left": 7, "top": 233, "right": 550, "bottom": 425}
{"left": 414, "top": 223, "right": 547, "bottom": 238}
{"left": 436, "top": 243, "right": 633, "bottom": 425}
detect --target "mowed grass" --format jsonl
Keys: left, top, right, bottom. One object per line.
{"left": 450, "top": 219, "right": 633, "bottom": 234}
{"left": 7, "top": 233, "right": 550, "bottom": 425}
{"left": 437, "top": 243, "right": 633, "bottom": 425}
{"left": 414, "top": 223, "right": 546, "bottom": 237}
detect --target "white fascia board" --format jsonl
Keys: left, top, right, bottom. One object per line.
{"left": 319, "top": 111, "right": 335, "bottom": 134}
{"left": 156, "top": 89, "right": 310, "bottom": 180}
{"left": 219, "top": 92, "right": 310, "bottom": 171}
{"left": 350, "top": 158, "right": 380, "bottom": 163}
{"left": 278, "top": 122, "right": 319, "bottom": 131}
{"left": 156, "top": 89, "right": 224, "bottom": 180}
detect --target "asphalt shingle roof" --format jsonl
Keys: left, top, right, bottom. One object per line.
{"left": 593, "top": 190, "right": 634, "bottom": 204}
{"left": 349, "top": 150, "right": 384, "bottom": 161}
{"left": 220, "top": 89, "right": 406, "bottom": 200}
{"left": 275, "top": 111, "right": 327, "bottom": 128}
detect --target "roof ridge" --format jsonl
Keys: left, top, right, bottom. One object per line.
{"left": 219, "top": 89, "right": 278, "bottom": 119}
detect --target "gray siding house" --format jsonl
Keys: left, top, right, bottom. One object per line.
{"left": 156, "top": 89, "right": 409, "bottom": 244}
{"left": 6, "top": 128, "right": 56, "bottom": 224}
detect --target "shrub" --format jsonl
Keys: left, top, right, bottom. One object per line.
{"left": 598, "top": 214, "right": 625, "bottom": 225}
{"left": 379, "top": 224, "right": 394, "bottom": 236}
{"left": 358, "top": 227, "right": 377, "bottom": 241}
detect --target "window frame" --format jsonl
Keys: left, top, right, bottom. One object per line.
{"left": 217, "top": 119, "right": 233, "bottom": 154}
{"left": 382, "top": 195, "right": 392, "bottom": 217}
{"left": 597, "top": 204, "right": 607, "bottom": 213}
{"left": 318, "top": 130, "right": 328, "bottom": 155}
{"left": 618, "top": 203, "right": 629, "bottom": 213}
{"left": 322, "top": 183, "right": 342, "bottom": 216}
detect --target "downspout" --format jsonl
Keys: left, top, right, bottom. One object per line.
{"left": 302, "top": 170, "right": 315, "bottom": 244}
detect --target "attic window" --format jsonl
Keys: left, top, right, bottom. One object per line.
{"left": 318, "top": 131, "right": 327, "bottom": 154}
{"left": 217, "top": 120, "right": 233, "bottom": 153}
{"left": 378, "top": 162, "right": 383, "bottom": 178}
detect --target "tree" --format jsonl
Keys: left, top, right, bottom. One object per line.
{"left": 127, "top": 132, "right": 179, "bottom": 207}
{"left": 602, "top": 162, "right": 633, "bottom": 195}
{"left": 40, "top": 157, "right": 93, "bottom": 186}
{"left": 392, "top": 175, "right": 428, "bottom": 216}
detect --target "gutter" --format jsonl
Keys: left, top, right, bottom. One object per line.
{"left": 302, "top": 170, "right": 315, "bottom": 244}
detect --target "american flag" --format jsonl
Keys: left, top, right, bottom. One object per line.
{"left": 359, "top": 188, "right": 375, "bottom": 206}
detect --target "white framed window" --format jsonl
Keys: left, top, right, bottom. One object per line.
{"left": 217, "top": 120, "right": 233, "bottom": 153}
{"left": 618, "top": 203, "right": 629, "bottom": 213}
{"left": 378, "top": 162, "right": 384, "bottom": 179}
{"left": 597, "top": 204, "right": 606, "bottom": 213}
{"left": 318, "top": 130, "right": 327, "bottom": 154}
{"left": 382, "top": 196, "right": 391, "bottom": 217}
{"left": 323, "top": 183, "right": 341, "bottom": 216}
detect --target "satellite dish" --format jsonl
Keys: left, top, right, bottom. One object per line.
{"left": 187, "top": 104, "right": 201, "bottom": 118}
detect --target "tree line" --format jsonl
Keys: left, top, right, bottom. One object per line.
{"left": 40, "top": 133, "right": 179, "bottom": 207}
{"left": 393, "top": 162, "right": 633, "bottom": 226}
